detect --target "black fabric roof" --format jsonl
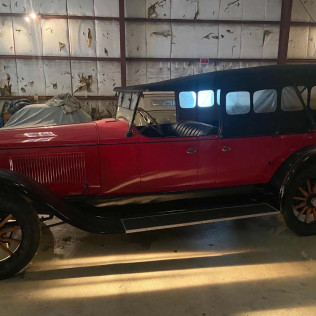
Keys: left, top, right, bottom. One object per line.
{"left": 114, "top": 64, "right": 316, "bottom": 92}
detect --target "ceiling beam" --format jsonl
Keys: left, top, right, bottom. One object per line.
{"left": 119, "top": 0, "right": 127, "bottom": 87}
{"left": 278, "top": 0, "right": 293, "bottom": 64}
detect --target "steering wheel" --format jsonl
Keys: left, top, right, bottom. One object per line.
{"left": 137, "top": 107, "right": 164, "bottom": 136}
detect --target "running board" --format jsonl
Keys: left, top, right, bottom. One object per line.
{"left": 122, "top": 203, "right": 280, "bottom": 233}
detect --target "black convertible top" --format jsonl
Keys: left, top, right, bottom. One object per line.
{"left": 114, "top": 64, "right": 316, "bottom": 93}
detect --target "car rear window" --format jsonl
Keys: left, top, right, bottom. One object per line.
{"left": 253, "top": 89, "right": 277, "bottom": 113}
{"left": 281, "top": 86, "right": 307, "bottom": 111}
{"left": 226, "top": 91, "right": 250, "bottom": 115}
{"left": 198, "top": 90, "right": 214, "bottom": 107}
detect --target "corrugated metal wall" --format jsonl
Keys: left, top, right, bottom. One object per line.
{"left": 0, "top": 0, "right": 307, "bottom": 119}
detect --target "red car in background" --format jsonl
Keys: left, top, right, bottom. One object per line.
{"left": 1, "top": 64, "right": 316, "bottom": 279}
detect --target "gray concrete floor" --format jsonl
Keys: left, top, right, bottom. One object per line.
{"left": 1, "top": 215, "right": 316, "bottom": 316}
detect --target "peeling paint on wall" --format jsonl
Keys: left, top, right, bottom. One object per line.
{"left": 10, "top": 0, "right": 40, "bottom": 14}
{"left": 171, "top": 62, "right": 194, "bottom": 79}
{"left": 74, "top": 74, "right": 93, "bottom": 93}
{"left": 148, "top": 0, "right": 167, "bottom": 18}
{"left": 13, "top": 17, "right": 43, "bottom": 55}
{"left": 16, "top": 59, "right": 46, "bottom": 95}
{"left": 127, "top": 61, "right": 147, "bottom": 85}
{"left": 0, "top": 73, "right": 11, "bottom": 96}
{"left": 41, "top": 19, "right": 69, "bottom": 56}
{"left": 147, "top": 61, "right": 170, "bottom": 83}
{"left": 69, "top": 20, "right": 96, "bottom": 57}
{"left": 0, "top": 17, "right": 15, "bottom": 55}
{"left": 95, "top": 20, "right": 120, "bottom": 57}
{"left": 44, "top": 60, "right": 71, "bottom": 95}
{"left": 0, "top": 0, "right": 11, "bottom": 14}
{"left": 126, "top": 60, "right": 276, "bottom": 84}
{"left": 97, "top": 61, "right": 121, "bottom": 95}
{"left": 126, "top": 21, "right": 279, "bottom": 60}
{"left": 0, "top": 0, "right": 284, "bottom": 108}
{"left": 80, "top": 100, "right": 117, "bottom": 118}
{"left": 147, "top": 23, "right": 171, "bottom": 58}
{"left": 71, "top": 61, "right": 98, "bottom": 96}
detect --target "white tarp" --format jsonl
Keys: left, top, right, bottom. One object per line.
{"left": 3, "top": 104, "right": 92, "bottom": 129}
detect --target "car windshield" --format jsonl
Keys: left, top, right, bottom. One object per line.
{"left": 134, "top": 92, "right": 176, "bottom": 126}
{"left": 115, "top": 92, "right": 140, "bottom": 126}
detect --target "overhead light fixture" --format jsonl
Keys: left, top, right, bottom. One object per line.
{"left": 24, "top": 12, "right": 40, "bottom": 22}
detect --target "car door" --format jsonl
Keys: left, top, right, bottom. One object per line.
{"left": 217, "top": 89, "right": 277, "bottom": 186}
{"left": 197, "top": 135, "right": 220, "bottom": 188}
{"left": 139, "top": 135, "right": 198, "bottom": 193}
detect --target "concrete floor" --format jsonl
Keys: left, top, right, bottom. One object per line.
{"left": 1, "top": 215, "right": 316, "bottom": 316}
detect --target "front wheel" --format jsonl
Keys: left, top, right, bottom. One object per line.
{"left": 0, "top": 197, "right": 40, "bottom": 279}
{"left": 282, "top": 167, "right": 316, "bottom": 236}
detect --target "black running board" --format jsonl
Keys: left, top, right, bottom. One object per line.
{"left": 122, "top": 203, "right": 280, "bottom": 233}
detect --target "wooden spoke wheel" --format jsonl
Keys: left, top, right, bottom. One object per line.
{"left": 292, "top": 179, "right": 316, "bottom": 224}
{"left": 282, "top": 167, "right": 316, "bottom": 236}
{"left": 0, "top": 214, "right": 22, "bottom": 262}
{"left": 0, "top": 197, "right": 40, "bottom": 280}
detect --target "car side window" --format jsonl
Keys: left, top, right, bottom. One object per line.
{"left": 310, "top": 86, "right": 316, "bottom": 110}
{"left": 253, "top": 89, "right": 277, "bottom": 113}
{"left": 281, "top": 86, "right": 307, "bottom": 111}
{"left": 179, "top": 91, "right": 196, "bottom": 108}
{"left": 217, "top": 90, "right": 221, "bottom": 105}
{"left": 226, "top": 91, "right": 250, "bottom": 115}
{"left": 198, "top": 90, "right": 214, "bottom": 107}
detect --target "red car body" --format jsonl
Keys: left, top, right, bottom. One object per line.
{"left": 1, "top": 64, "right": 316, "bottom": 236}
{"left": 1, "top": 119, "right": 316, "bottom": 198}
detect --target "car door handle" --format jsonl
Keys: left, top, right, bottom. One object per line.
{"left": 187, "top": 147, "right": 197, "bottom": 154}
{"left": 222, "top": 146, "right": 232, "bottom": 152}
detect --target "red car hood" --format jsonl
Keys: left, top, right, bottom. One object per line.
{"left": 0, "top": 118, "right": 133, "bottom": 149}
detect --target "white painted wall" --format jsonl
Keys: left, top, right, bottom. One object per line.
{"left": 0, "top": 0, "right": 287, "bottom": 116}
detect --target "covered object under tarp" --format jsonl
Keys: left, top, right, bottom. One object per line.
{"left": 3, "top": 104, "right": 92, "bottom": 129}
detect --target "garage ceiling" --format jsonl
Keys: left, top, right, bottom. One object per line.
{"left": 0, "top": 0, "right": 313, "bottom": 115}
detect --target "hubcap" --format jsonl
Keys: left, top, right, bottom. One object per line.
{"left": 0, "top": 214, "right": 21, "bottom": 261}
{"left": 292, "top": 179, "right": 316, "bottom": 223}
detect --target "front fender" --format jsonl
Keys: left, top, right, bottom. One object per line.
{"left": 0, "top": 170, "right": 125, "bottom": 234}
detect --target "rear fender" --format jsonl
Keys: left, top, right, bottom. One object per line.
{"left": 270, "top": 146, "right": 316, "bottom": 210}
{"left": 0, "top": 170, "right": 125, "bottom": 234}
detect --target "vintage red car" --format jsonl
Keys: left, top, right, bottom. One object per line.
{"left": 1, "top": 64, "right": 316, "bottom": 279}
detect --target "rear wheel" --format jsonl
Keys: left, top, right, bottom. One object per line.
{"left": 0, "top": 198, "right": 40, "bottom": 279}
{"left": 282, "top": 167, "right": 316, "bottom": 236}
